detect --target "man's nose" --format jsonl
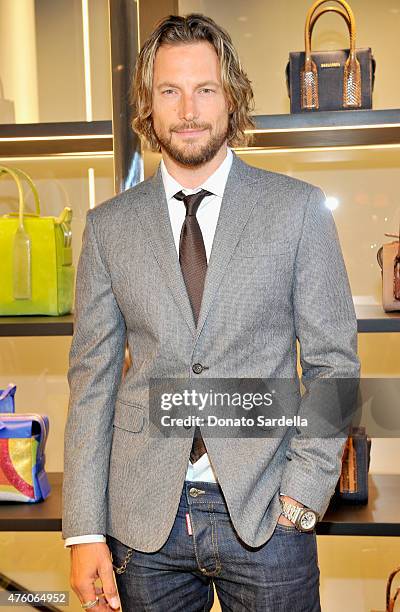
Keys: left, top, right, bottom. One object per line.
{"left": 180, "top": 93, "right": 198, "bottom": 122}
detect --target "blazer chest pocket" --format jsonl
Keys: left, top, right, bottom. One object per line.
{"left": 233, "top": 238, "right": 292, "bottom": 258}
{"left": 113, "top": 398, "right": 145, "bottom": 433}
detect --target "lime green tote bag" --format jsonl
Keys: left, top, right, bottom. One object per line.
{"left": 0, "top": 166, "right": 74, "bottom": 315}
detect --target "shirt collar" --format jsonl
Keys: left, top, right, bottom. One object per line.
{"left": 161, "top": 147, "right": 233, "bottom": 201}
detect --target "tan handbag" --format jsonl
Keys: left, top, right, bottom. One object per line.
{"left": 377, "top": 224, "right": 400, "bottom": 312}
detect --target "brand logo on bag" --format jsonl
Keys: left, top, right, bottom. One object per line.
{"left": 320, "top": 62, "right": 341, "bottom": 68}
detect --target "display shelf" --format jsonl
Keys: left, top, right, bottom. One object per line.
{"left": 0, "top": 315, "right": 74, "bottom": 337}
{"left": 318, "top": 474, "right": 400, "bottom": 536}
{"left": 1, "top": 306, "right": 399, "bottom": 337}
{"left": 1, "top": 110, "right": 399, "bottom": 158}
{"left": 0, "top": 572, "right": 61, "bottom": 612}
{"left": 356, "top": 305, "right": 400, "bottom": 333}
{"left": 0, "top": 473, "right": 398, "bottom": 536}
{"left": 245, "top": 109, "right": 400, "bottom": 150}
{"left": 0, "top": 473, "right": 62, "bottom": 531}
{"left": 0, "top": 121, "right": 113, "bottom": 157}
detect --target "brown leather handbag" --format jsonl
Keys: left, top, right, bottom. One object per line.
{"left": 377, "top": 224, "right": 400, "bottom": 312}
{"left": 286, "top": 0, "right": 375, "bottom": 112}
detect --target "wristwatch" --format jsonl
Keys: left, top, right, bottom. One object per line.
{"left": 280, "top": 499, "right": 319, "bottom": 532}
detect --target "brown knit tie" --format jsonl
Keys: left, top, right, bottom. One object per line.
{"left": 174, "top": 188, "right": 212, "bottom": 463}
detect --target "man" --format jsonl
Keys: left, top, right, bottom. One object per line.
{"left": 62, "top": 13, "right": 360, "bottom": 612}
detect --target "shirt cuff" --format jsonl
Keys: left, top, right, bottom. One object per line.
{"left": 64, "top": 534, "right": 106, "bottom": 548}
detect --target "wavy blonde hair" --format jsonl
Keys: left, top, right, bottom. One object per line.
{"left": 131, "top": 13, "right": 255, "bottom": 151}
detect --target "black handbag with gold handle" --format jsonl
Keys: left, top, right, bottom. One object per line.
{"left": 286, "top": 0, "right": 376, "bottom": 112}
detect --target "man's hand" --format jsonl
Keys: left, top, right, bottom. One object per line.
{"left": 70, "top": 543, "right": 121, "bottom": 610}
{"left": 277, "top": 495, "right": 304, "bottom": 527}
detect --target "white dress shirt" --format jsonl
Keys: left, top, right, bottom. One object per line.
{"left": 64, "top": 147, "right": 233, "bottom": 547}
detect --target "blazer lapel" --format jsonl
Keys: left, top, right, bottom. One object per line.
{"left": 133, "top": 153, "right": 262, "bottom": 340}
{"left": 134, "top": 167, "right": 198, "bottom": 337}
{"left": 195, "top": 153, "right": 261, "bottom": 340}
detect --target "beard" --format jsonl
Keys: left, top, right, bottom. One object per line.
{"left": 153, "top": 121, "right": 229, "bottom": 167}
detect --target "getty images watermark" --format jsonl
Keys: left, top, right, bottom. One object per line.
{"left": 159, "top": 388, "right": 307, "bottom": 429}
{"left": 146, "top": 378, "right": 361, "bottom": 439}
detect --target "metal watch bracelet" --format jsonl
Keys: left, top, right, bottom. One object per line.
{"left": 280, "top": 499, "right": 304, "bottom": 524}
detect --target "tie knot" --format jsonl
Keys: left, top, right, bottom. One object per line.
{"left": 173, "top": 189, "right": 212, "bottom": 217}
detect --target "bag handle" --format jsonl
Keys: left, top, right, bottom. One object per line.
{"left": 376, "top": 227, "right": 400, "bottom": 270}
{"left": 0, "top": 166, "right": 41, "bottom": 300}
{"left": 285, "top": 6, "right": 350, "bottom": 99}
{"left": 0, "top": 383, "right": 16, "bottom": 414}
{"left": 309, "top": 6, "right": 350, "bottom": 40}
{"left": 0, "top": 165, "right": 41, "bottom": 221}
{"left": 302, "top": 0, "right": 361, "bottom": 110}
{"left": 386, "top": 566, "right": 400, "bottom": 611}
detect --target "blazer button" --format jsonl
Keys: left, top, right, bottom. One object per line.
{"left": 192, "top": 363, "right": 203, "bottom": 374}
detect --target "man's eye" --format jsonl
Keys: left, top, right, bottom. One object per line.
{"left": 200, "top": 88, "right": 214, "bottom": 94}
{"left": 162, "top": 89, "right": 176, "bottom": 95}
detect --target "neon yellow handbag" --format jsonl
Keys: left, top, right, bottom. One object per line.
{"left": 0, "top": 165, "right": 74, "bottom": 315}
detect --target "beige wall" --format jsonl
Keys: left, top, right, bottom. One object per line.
{"left": 0, "top": 0, "right": 39, "bottom": 123}
{"left": 0, "top": 0, "right": 111, "bottom": 122}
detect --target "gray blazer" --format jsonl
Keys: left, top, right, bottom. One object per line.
{"left": 62, "top": 152, "right": 360, "bottom": 551}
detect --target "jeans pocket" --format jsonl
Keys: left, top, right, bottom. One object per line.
{"left": 275, "top": 523, "right": 317, "bottom": 538}
{"left": 275, "top": 522, "right": 298, "bottom": 533}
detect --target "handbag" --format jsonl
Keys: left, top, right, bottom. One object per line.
{"left": 0, "top": 401, "right": 51, "bottom": 503}
{"left": 286, "top": 0, "right": 376, "bottom": 112}
{"left": 377, "top": 225, "right": 400, "bottom": 312}
{"left": 334, "top": 426, "right": 371, "bottom": 504}
{"left": 0, "top": 384, "right": 17, "bottom": 413}
{"left": 0, "top": 78, "right": 15, "bottom": 124}
{"left": 0, "top": 165, "right": 74, "bottom": 315}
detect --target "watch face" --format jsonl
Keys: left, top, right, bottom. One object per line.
{"left": 299, "top": 511, "right": 317, "bottom": 531}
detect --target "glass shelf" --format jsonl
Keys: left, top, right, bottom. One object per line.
{"left": 245, "top": 109, "right": 400, "bottom": 150}
{"left": 2, "top": 109, "right": 400, "bottom": 159}
{"left": 0, "top": 121, "right": 112, "bottom": 157}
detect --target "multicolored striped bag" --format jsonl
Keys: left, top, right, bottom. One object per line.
{"left": 0, "top": 388, "right": 51, "bottom": 502}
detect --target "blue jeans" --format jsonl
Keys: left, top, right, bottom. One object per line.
{"left": 106, "top": 480, "right": 321, "bottom": 611}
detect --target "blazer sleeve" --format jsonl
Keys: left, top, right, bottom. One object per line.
{"left": 62, "top": 211, "right": 126, "bottom": 538}
{"left": 279, "top": 186, "right": 361, "bottom": 518}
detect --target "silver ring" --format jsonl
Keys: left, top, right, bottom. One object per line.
{"left": 81, "top": 597, "right": 99, "bottom": 609}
